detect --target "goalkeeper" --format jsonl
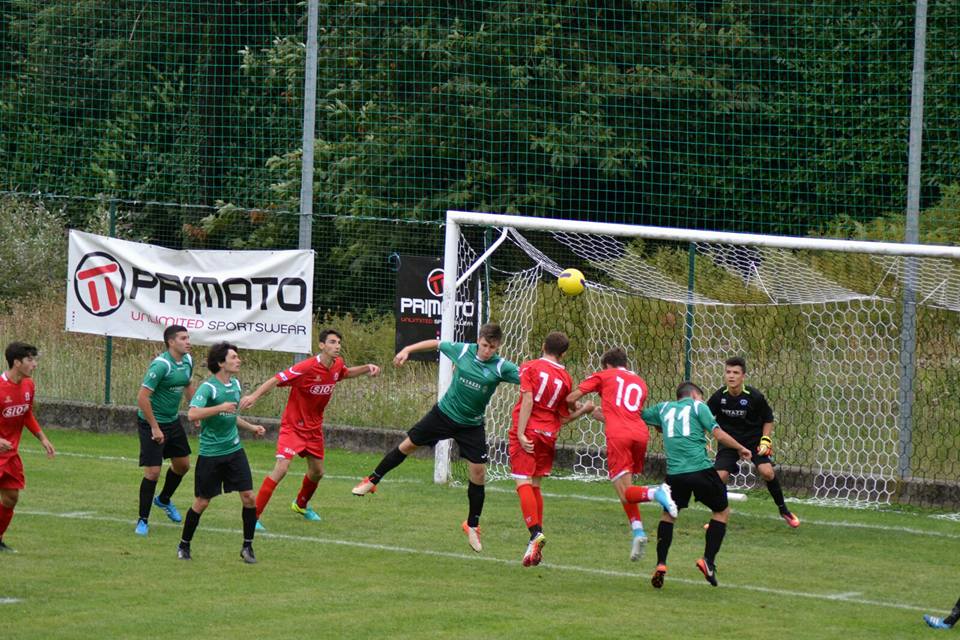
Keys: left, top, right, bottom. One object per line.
{"left": 707, "top": 357, "right": 799, "bottom": 528}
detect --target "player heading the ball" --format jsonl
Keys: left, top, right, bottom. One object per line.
{"left": 352, "top": 323, "right": 520, "bottom": 553}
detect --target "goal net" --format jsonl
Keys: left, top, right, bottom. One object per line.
{"left": 438, "top": 211, "right": 960, "bottom": 506}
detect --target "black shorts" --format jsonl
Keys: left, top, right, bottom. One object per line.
{"left": 138, "top": 418, "right": 192, "bottom": 467}
{"left": 714, "top": 436, "right": 773, "bottom": 474}
{"left": 194, "top": 449, "right": 253, "bottom": 499}
{"left": 408, "top": 405, "right": 489, "bottom": 464}
{"left": 666, "top": 468, "right": 729, "bottom": 513}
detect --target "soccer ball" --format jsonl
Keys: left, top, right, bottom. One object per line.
{"left": 558, "top": 268, "right": 585, "bottom": 296}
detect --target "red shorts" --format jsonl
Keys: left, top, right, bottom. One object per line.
{"left": 509, "top": 432, "right": 558, "bottom": 478}
{"left": 0, "top": 454, "right": 25, "bottom": 490}
{"left": 606, "top": 434, "right": 648, "bottom": 480}
{"left": 275, "top": 426, "right": 324, "bottom": 460}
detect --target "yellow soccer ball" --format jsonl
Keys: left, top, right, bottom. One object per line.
{"left": 558, "top": 268, "right": 586, "bottom": 296}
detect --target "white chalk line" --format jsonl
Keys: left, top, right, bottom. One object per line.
{"left": 16, "top": 508, "right": 933, "bottom": 614}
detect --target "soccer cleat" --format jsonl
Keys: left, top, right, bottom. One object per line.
{"left": 135, "top": 519, "right": 149, "bottom": 536}
{"left": 630, "top": 531, "right": 648, "bottom": 561}
{"left": 177, "top": 545, "right": 191, "bottom": 561}
{"left": 462, "top": 521, "right": 482, "bottom": 552}
{"left": 0, "top": 540, "right": 17, "bottom": 554}
{"left": 522, "top": 532, "right": 546, "bottom": 567}
{"left": 351, "top": 477, "right": 377, "bottom": 496}
{"left": 240, "top": 545, "right": 257, "bottom": 564}
{"left": 697, "top": 557, "right": 718, "bottom": 586}
{"left": 255, "top": 520, "right": 266, "bottom": 532}
{"left": 291, "top": 501, "right": 321, "bottom": 522}
{"left": 780, "top": 510, "right": 800, "bottom": 528}
{"left": 925, "top": 615, "right": 954, "bottom": 630}
{"left": 651, "top": 564, "right": 667, "bottom": 589}
{"left": 153, "top": 496, "right": 182, "bottom": 523}
{"left": 653, "top": 483, "right": 679, "bottom": 518}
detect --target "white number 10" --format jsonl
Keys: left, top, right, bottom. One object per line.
{"left": 614, "top": 376, "right": 644, "bottom": 412}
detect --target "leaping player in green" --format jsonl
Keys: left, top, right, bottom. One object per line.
{"left": 642, "top": 381, "right": 751, "bottom": 588}
{"left": 352, "top": 323, "right": 520, "bottom": 552}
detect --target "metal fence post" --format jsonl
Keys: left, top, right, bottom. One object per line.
{"left": 104, "top": 199, "right": 116, "bottom": 404}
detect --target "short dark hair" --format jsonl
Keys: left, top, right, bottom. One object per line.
{"left": 318, "top": 328, "right": 343, "bottom": 344}
{"left": 163, "top": 325, "right": 188, "bottom": 347}
{"left": 5, "top": 342, "right": 38, "bottom": 369}
{"left": 724, "top": 356, "right": 747, "bottom": 373}
{"left": 600, "top": 347, "right": 628, "bottom": 369}
{"left": 478, "top": 323, "right": 503, "bottom": 344}
{"left": 676, "top": 381, "right": 704, "bottom": 399}
{"left": 207, "top": 342, "right": 238, "bottom": 373}
{"left": 542, "top": 331, "right": 569, "bottom": 357}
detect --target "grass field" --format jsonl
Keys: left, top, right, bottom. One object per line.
{"left": 2, "top": 428, "right": 957, "bottom": 639}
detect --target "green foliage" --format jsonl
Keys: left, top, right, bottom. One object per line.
{"left": 0, "top": 197, "right": 67, "bottom": 304}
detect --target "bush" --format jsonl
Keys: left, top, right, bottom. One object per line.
{"left": 0, "top": 197, "right": 67, "bottom": 304}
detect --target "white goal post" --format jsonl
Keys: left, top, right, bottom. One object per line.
{"left": 435, "top": 210, "right": 960, "bottom": 505}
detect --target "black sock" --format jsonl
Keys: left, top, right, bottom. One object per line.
{"left": 656, "top": 520, "right": 674, "bottom": 565}
{"left": 158, "top": 468, "right": 185, "bottom": 504}
{"left": 704, "top": 519, "right": 727, "bottom": 564}
{"left": 467, "top": 482, "right": 485, "bottom": 528}
{"left": 371, "top": 447, "right": 408, "bottom": 483}
{"left": 528, "top": 524, "right": 543, "bottom": 539}
{"left": 945, "top": 598, "right": 960, "bottom": 626}
{"left": 180, "top": 508, "right": 201, "bottom": 546}
{"left": 242, "top": 506, "right": 256, "bottom": 546}
{"left": 138, "top": 477, "right": 158, "bottom": 521}
{"left": 766, "top": 477, "right": 787, "bottom": 510}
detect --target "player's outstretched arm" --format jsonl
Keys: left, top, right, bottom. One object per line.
{"left": 188, "top": 402, "right": 237, "bottom": 422}
{"left": 393, "top": 339, "right": 440, "bottom": 366}
{"left": 239, "top": 377, "right": 280, "bottom": 411}
{"left": 345, "top": 364, "right": 381, "bottom": 379}
{"left": 713, "top": 427, "right": 752, "bottom": 461}
{"left": 560, "top": 400, "right": 596, "bottom": 425}
{"left": 237, "top": 417, "right": 267, "bottom": 437}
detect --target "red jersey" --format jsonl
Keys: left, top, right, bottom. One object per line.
{"left": 275, "top": 355, "right": 346, "bottom": 436}
{"left": 510, "top": 358, "right": 572, "bottom": 440}
{"left": 577, "top": 367, "right": 649, "bottom": 439}
{"left": 0, "top": 372, "right": 39, "bottom": 464}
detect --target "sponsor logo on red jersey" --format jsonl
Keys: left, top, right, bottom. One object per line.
{"left": 2, "top": 404, "right": 30, "bottom": 418}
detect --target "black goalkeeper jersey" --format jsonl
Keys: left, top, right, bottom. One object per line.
{"left": 707, "top": 385, "right": 774, "bottom": 441}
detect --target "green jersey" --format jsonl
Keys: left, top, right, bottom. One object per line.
{"left": 437, "top": 342, "right": 521, "bottom": 426}
{"left": 189, "top": 375, "right": 242, "bottom": 457}
{"left": 138, "top": 352, "right": 194, "bottom": 423}
{"left": 642, "top": 398, "right": 718, "bottom": 475}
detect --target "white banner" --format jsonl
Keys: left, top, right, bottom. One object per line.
{"left": 66, "top": 230, "right": 314, "bottom": 353}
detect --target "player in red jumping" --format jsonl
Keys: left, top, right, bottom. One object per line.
{"left": 239, "top": 329, "right": 380, "bottom": 528}
{"left": 567, "top": 347, "right": 677, "bottom": 561}
{"left": 0, "top": 342, "right": 56, "bottom": 552}
{"left": 509, "top": 331, "right": 595, "bottom": 567}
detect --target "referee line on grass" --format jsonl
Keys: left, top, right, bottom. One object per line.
{"left": 21, "top": 447, "right": 960, "bottom": 538}
{"left": 18, "top": 508, "right": 931, "bottom": 614}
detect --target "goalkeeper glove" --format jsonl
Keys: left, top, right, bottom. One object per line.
{"left": 757, "top": 436, "right": 773, "bottom": 456}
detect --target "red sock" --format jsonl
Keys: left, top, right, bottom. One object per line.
{"left": 622, "top": 501, "right": 641, "bottom": 526}
{"left": 624, "top": 485, "right": 650, "bottom": 503}
{"left": 516, "top": 484, "right": 539, "bottom": 528}
{"left": 296, "top": 475, "right": 319, "bottom": 509}
{"left": 256, "top": 476, "right": 278, "bottom": 518}
{"left": 532, "top": 486, "right": 544, "bottom": 525}
{"left": 0, "top": 504, "right": 13, "bottom": 538}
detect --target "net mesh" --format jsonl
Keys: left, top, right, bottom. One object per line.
{"left": 454, "top": 222, "right": 960, "bottom": 505}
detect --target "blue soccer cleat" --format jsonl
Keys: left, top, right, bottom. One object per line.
{"left": 291, "top": 501, "right": 321, "bottom": 522}
{"left": 255, "top": 520, "right": 266, "bottom": 532}
{"left": 153, "top": 496, "right": 182, "bottom": 523}
{"left": 925, "top": 615, "right": 954, "bottom": 630}
{"left": 135, "top": 519, "right": 149, "bottom": 536}
{"left": 653, "top": 483, "right": 678, "bottom": 518}
{"left": 630, "top": 529, "right": 648, "bottom": 561}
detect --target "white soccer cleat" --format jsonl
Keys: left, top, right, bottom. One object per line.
{"left": 653, "top": 483, "right": 678, "bottom": 518}
{"left": 630, "top": 532, "right": 648, "bottom": 561}
{"left": 462, "top": 521, "right": 482, "bottom": 552}
{"left": 522, "top": 532, "right": 546, "bottom": 567}
{"left": 351, "top": 477, "right": 377, "bottom": 496}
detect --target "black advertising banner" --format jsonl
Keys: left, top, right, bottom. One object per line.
{"left": 395, "top": 255, "right": 479, "bottom": 361}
